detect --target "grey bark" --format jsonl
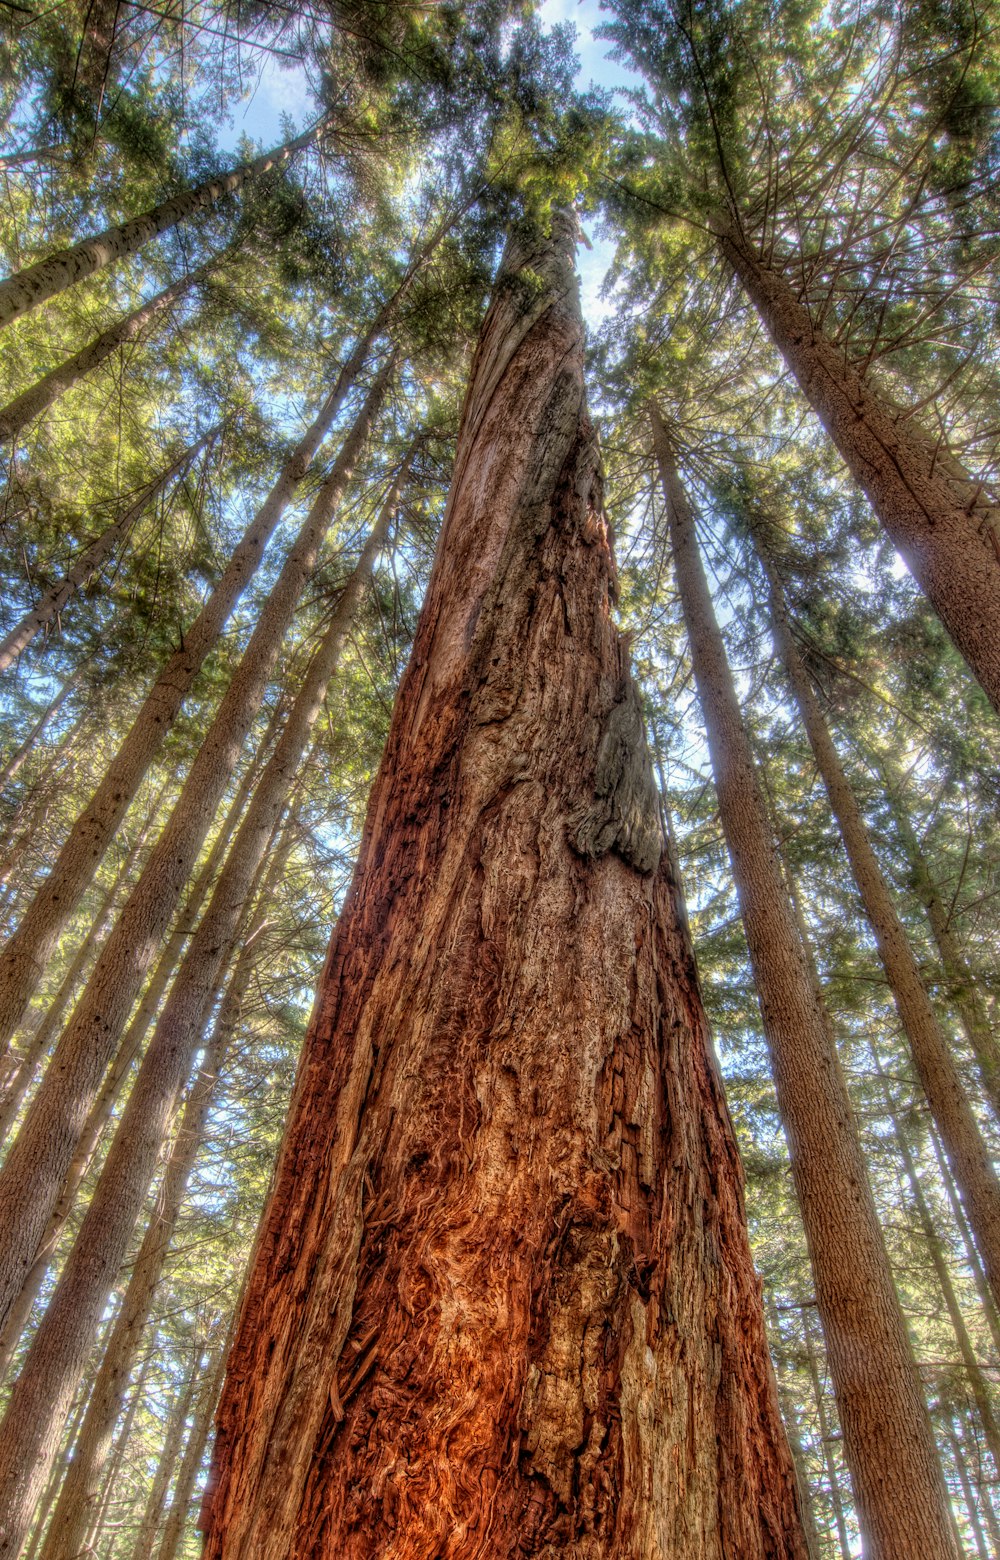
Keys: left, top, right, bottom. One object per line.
{"left": 0, "top": 455, "right": 400, "bottom": 1550}
{"left": 0, "top": 670, "right": 79, "bottom": 791}
{"left": 653, "top": 405, "right": 958, "bottom": 1560}
{"left": 0, "top": 729, "right": 268, "bottom": 1376}
{"left": 0, "top": 775, "right": 169, "bottom": 1144}
{"left": 0, "top": 358, "right": 394, "bottom": 1556}
{"left": 0, "top": 121, "right": 326, "bottom": 331}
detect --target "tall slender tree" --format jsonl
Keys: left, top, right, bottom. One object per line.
{"left": 652, "top": 406, "right": 958, "bottom": 1560}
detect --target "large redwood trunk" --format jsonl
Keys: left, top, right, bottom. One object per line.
{"left": 715, "top": 216, "right": 1000, "bottom": 714}
{"left": 202, "top": 216, "right": 808, "bottom": 1559}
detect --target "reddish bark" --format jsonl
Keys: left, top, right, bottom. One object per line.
{"left": 203, "top": 217, "right": 807, "bottom": 1559}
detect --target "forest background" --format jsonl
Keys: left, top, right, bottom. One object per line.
{"left": 0, "top": 0, "right": 998, "bottom": 1554}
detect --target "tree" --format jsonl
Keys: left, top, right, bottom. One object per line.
{"left": 652, "top": 408, "right": 959, "bottom": 1560}
{"left": 200, "top": 211, "right": 808, "bottom": 1559}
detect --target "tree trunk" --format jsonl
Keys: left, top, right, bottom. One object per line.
{"left": 36, "top": 826, "right": 295, "bottom": 1560}
{"left": 870, "top": 1045, "right": 1000, "bottom": 1472}
{"left": 0, "top": 322, "right": 381, "bottom": 1058}
{"left": 0, "top": 724, "right": 270, "bottom": 1375}
{"left": 652, "top": 406, "right": 958, "bottom": 1560}
{"left": 0, "top": 120, "right": 326, "bottom": 332}
{"left": 0, "top": 360, "right": 393, "bottom": 1473}
{"left": 882, "top": 777, "right": 1000, "bottom": 1121}
{"left": 0, "top": 433, "right": 212, "bottom": 672}
{"left": 129, "top": 1341, "right": 202, "bottom": 1560}
{"left": 0, "top": 774, "right": 169, "bottom": 1142}
{"left": 755, "top": 530, "right": 1000, "bottom": 1306}
{"left": 8, "top": 486, "right": 396, "bottom": 1544}
{"left": 0, "top": 264, "right": 211, "bottom": 445}
{"left": 715, "top": 216, "right": 1000, "bottom": 714}
{"left": 800, "top": 1313, "right": 852, "bottom": 1560}
{"left": 202, "top": 216, "right": 808, "bottom": 1560}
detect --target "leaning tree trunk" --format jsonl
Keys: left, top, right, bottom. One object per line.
{"left": 0, "top": 432, "right": 213, "bottom": 673}
{"left": 880, "top": 771, "right": 1000, "bottom": 1120}
{"left": 0, "top": 319, "right": 383, "bottom": 1059}
{"left": 754, "top": 530, "right": 1000, "bottom": 1305}
{"left": 715, "top": 215, "right": 1000, "bottom": 714}
{"left": 652, "top": 407, "right": 958, "bottom": 1560}
{"left": 201, "top": 215, "right": 809, "bottom": 1560}
{"left": 870, "top": 1044, "right": 1000, "bottom": 1472}
{"left": 154, "top": 1334, "right": 229, "bottom": 1560}
{"left": 0, "top": 120, "right": 327, "bottom": 332}
{"left": 0, "top": 462, "right": 403, "bottom": 1548}
{"left": 0, "top": 668, "right": 79, "bottom": 790}
{"left": 0, "top": 262, "right": 214, "bottom": 445}
{"left": 35, "top": 825, "right": 295, "bottom": 1560}
{"left": 0, "top": 362, "right": 393, "bottom": 1452}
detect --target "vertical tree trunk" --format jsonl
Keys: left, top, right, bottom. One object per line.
{"left": 0, "top": 358, "right": 393, "bottom": 1446}
{"left": 800, "top": 1312, "right": 853, "bottom": 1560}
{"left": 652, "top": 407, "right": 958, "bottom": 1560}
{"left": 202, "top": 217, "right": 808, "bottom": 1560}
{"left": 0, "top": 120, "right": 327, "bottom": 331}
{"left": 6, "top": 478, "right": 400, "bottom": 1547}
{"left": 0, "top": 264, "right": 214, "bottom": 445}
{"left": 754, "top": 529, "right": 1000, "bottom": 1305}
{"left": 0, "top": 321, "right": 382, "bottom": 1058}
{"left": 715, "top": 216, "right": 1000, "bottom": 713}
{"left": 0, "top": 720, "right": 273, "bottom": 1374}
{"left": 129, "top": 1342, "right": 202, "bottom": 1560}
{"left": 0, "top": 432, "right": 212, "bottom": 673}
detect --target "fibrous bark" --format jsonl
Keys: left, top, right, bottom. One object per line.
{"left": 653, "top": 407, "right": 958, "bottom": 1560}
{"left": 203, "top": 217, "right": 808, "bottom": 1560}
{"left": 716, "top": 216, "right": 1000, "bottom": 714}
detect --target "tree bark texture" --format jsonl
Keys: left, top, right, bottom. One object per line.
{"left": 0, "top": 263, "right": 207, "bottom": 446}
{"left": 653, "top": 408, "right": 959, "bottom": 1560}
{"left": 0, "top": 120, "right": 325, "bottom": 332}
{"left": 756, "top": 534, "right": 1000, "bottom": 1306}
{"left": 0, "top": 477, "right": 399, "bottom": 1552}
{"left": 0, "top": 324, "right": 379, "bottom": 1059}
{"left": 203, "top": 217, "right": 808, "bottom": 1560}
{"left": 0, "top": 361, "right": 392, "bottom": 1484}
{"left": 716, "top": 218, "right": 1000, "bottom": 715}
{"left": 0, "top": 433, "right": 211, "bottom": 673}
